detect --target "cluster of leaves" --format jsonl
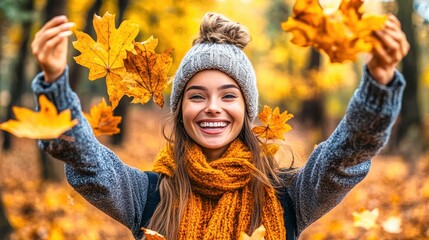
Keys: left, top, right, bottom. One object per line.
{"left": 0, "top": 95, "right": 122, "bottom": 139}
{"left": 281, "top": 0, "right": 387, "bottom": 63}
{"left": 73, "top": 12, "right": 173, "bottom": 109}
{"left": 252, "top": 105, "right": 294, "bottom": 156}
{"left": 0, "top": 12, "right": 173, "bottom": 139}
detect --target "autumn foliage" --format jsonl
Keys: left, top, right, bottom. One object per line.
{"left": 122, "top": 37, "right": 173, "bottom": 108}
{"left": 282, "top": 0, "right": 387, "bottom": 63}
{"left": 252, "top": 105, "right": 294, "bottom": 156}
{"left": 73, "top": 12, "right": 173, "bottom": 109}
{"left": 0, "top": 95, "right": 78, "bottom": 139}
{"left": 73, "top": 12, "right": 140, "bottom": 109}
{"left": 83, "top": 98, "right": 122, "bottom": 136}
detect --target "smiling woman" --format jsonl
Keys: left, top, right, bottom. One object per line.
{"left": 181, "top": 70, "right": 246, "bottom": 161}
{"left": 29, "top": 10, "right": 408, "bottom": 240}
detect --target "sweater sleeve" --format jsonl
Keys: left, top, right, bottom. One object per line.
{"left": 31, "top": 67, "right": 149, "bottom": 239}
{"left": 287, "top": 66, "right": 405, "bottom": 236}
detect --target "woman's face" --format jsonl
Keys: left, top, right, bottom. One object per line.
{"left": 181, "top": 70, "right": 245, "bottom": 161}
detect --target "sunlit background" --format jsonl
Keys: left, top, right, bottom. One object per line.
{"left": 1, "top": 0, "right": 429, "bottom": 239}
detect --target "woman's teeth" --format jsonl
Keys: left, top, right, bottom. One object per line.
{"left": 199, "top": 122, "right": 227, "bottom": 128}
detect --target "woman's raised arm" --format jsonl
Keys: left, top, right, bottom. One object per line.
{"left": 31, "top": 15, "right": 74, "bottom": 83}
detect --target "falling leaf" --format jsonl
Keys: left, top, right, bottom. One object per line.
{"left": 382, "top": 216, "right": 402, "bottom": 234}
{"left": 0, "top": 95, "right": 78, "bottom": 139}
{"left": 252, "top": 105, "right": 293, "bottom": 141}
{"left": 239, "top": 225, "right": 266, "bottom": 240}
{"left": 73, "top": 12, "right": 140, "bottom": 109}
{"left": 141, "top": 228, "right": 166, "bottom": 240}
{"left": 83, "top": 98, "right": 122, "bottom": 136}
{"left": 281, "top": 0, "right": 387, "bottom": 63}
{"left": 122, "top": 37, "right": 173, "bottom": 108}
{"left": 262, "top": 143, "right": 281, "bottom": 156}
{"left": 353, "top": 208, "right": 379, "bottom": 230}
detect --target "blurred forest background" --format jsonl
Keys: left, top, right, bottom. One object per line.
{"left": 0, "top": 0, "right": 429, "bottom": 239}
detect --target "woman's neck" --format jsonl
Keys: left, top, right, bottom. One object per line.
{"left": 200, "top": 145, "right": 229, "bottom": 161}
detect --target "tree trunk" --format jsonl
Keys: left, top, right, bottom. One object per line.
{"left": 44, "top": 0, "right": 66, "bottom": 20}
{"left": 299, "top": 48, "right": 327, "bottom": 141}
{"left": 0, "top": 0, "right": 36, "bottom": 234}
{"left": 39, "top": 0, "right": 67, "bottom": 182}
{"left": 395, "top": 0, "right": 424, "bottom": 161}
{"left": 2, "top": 0, "right": 34, "bottom": 151}
{"left": 111, "top": 0, "right": 130, "bottom": 146}
{"left": 0, "top": 194, "right": 13, "bottom": 239}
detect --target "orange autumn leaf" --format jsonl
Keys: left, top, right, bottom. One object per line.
{"left": 83, "top": 98, "right": 122, "bottom": 136}
{"left": 281, "top": 0, "right": 387, "bottom": 63}
{"left": 122, "top": 37, "right": 173, "bottom": 108}
{"left": 0, "top": 95, "right": 78, "bottom": 139}
{"left": 73, "top": 12, "right": 139, "bottom": 109}
{"left": 239, "top": 225, "right": 266, "bottom": 240}
{"left": 252, "top": 105, "right": 293, "bottom": 141}
{"left": 262, "top": 143, "right": 281, "bottom": 156}
{"left": 141, "top": 228, "right": 166, "bottom": 240}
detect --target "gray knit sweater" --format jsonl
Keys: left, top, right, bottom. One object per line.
{"left": 32, "top": 66, "right": 405, "bottom": 239}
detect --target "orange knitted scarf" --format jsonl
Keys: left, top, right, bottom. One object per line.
{"left": 152, "top": 139, "right": 286, "bottom": 240}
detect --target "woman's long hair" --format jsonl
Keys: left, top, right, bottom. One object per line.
{"left": 146, "top": 97, "right": 298, "bottom": 239}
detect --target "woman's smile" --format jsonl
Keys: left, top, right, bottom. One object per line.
{"left": 197, "top": 120, "right": 229, "bottom": 134}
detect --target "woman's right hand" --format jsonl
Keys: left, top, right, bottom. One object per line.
{"left": 31, "top": 15, "right": 75, "bottom": 83}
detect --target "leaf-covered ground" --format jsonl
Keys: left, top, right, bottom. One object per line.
{"left": 1, "top": 107, "right": 428, "bottom": 240}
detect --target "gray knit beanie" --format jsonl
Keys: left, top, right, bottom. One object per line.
{"left": 170, "top": 13, "right": 259, "bottom": 121}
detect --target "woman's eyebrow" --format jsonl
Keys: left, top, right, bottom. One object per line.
{"left": 185, "top": 84, "right": 239, "bottom": 92}
{"left": 185, "top": 85, "right": 207, "bottom": 92}
{"left": 218, "top": 84, "right": 240, "bottom": 90}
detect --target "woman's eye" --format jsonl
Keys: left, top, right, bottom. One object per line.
{"left": 223, "top": 93, "right": 237, "bottom": 99}
{"left": 189, "top": 94, "right": 204, "bottom": 100}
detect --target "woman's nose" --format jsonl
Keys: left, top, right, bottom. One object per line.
{"left": 204, "top": 99, "right": 222, "bottom": 114}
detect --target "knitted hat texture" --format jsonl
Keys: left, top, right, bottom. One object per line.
{"left": 170, "top": 43, "right": 259, "bottom": 121}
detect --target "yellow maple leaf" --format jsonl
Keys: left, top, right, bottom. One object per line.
{"left": 352, "top": 208, "right": 379, "bottom": 230}
{"left": 83, "top": 98, "right": 122, "bottom": 136}
{"left": 239, "top": 225, "right": 266, "bottom": 240}
{"left": 0, "top": 95, "right": 78, "bottom": 139}
{"left": 72, "top": 12, "right": 139, "bottom": 109}
{"left": 252, "top": 105, "right": 294, "bottom": 141}
{"left": 122, "top": 37, "right": 173, "bottom": 108}
{"left": 281, "top": 0, "right": 387, "bottom": 63}
{"left": 141, "top": 228, "right": 166, "bottom": 240}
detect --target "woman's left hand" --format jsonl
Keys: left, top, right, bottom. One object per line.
{"left": 366, "top": 15, "right": 410, "bottom": 85}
